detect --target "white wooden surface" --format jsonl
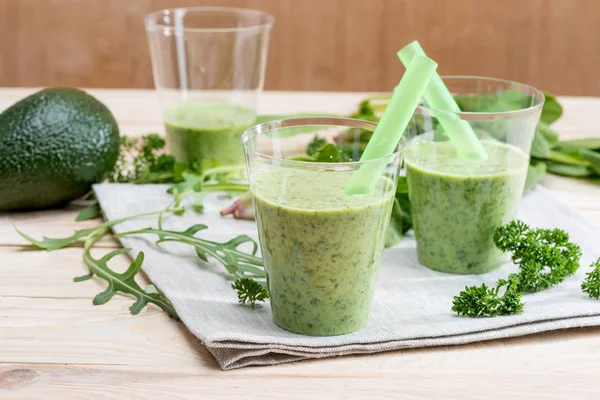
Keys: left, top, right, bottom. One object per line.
{"left": 1, "top": 89, "right": 600, "bottom": 399}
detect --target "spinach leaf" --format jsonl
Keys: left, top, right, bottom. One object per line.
{"left": 546, "top": 162, "right": 593, "bottom": 177}
{"left": 537, "top": 122, "right": 560, "bottom": 147}
{"left": 530, "top": 130, "right": 551, "bottom": 159}
{"left": 540, "top": 92, "right": 563, "bottom": 125}
{"left": 580, "top": 150, "right": 600, "bottom": 175}
{"left": 548, "top": 150, "right": 589, "bottom": 166}
{"left": 555, "top": 138, "right": 600, "bottom": 152}
{"left": 524, "top": 161, "right": 547, "bottom": 191}
{"left": 385, "top": 199, "right": 405, "bottom": 248}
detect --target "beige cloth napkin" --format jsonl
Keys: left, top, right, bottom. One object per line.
{"left": 93, "top": 183, "right": 600, "bottom": 370}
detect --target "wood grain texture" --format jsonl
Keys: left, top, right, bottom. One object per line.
{"left": 1, "top": 363, "right": 599, "bottom": 399}
{"left": 3, "top": 0, "right": 600, "bottom": 94}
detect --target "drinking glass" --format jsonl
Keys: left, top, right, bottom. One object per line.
{"left": 405, "top": 76, "right": 545, "bottom": 274}
{"left": 242, "top": 117, "right": 404, "bottom": 335}
{"left": 145, "top": 7, "right": 274, "bottom": 166}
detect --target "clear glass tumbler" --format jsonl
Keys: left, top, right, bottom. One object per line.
{"left": 405, "top": 76, "right": 545, "bottom": 274}
{"left": 145, "top": 7, "right": 274, "bottom": 166}
{"left": 242, "top": 117, "right": 404, "bottom": 336}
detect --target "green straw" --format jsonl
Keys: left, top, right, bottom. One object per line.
{"left": 344, "top": 55, "right": 437, "bottom": 195}
{"left": 397, "top": 40, "right": 488, "bottom": 160}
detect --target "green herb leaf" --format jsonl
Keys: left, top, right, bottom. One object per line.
{"left": 116, "top": 226, "right": 265, "bottom": 280}
{"left": 537, "top": 122, "right": 560, "bottom": 147}
{"left": 307, "top": 136, "right": 328, "bottom": 156}
{"left": 82, "top": 229, "right": 178, "bottom": 319}
{"left": 582, "top": 258, "right": 600, "bottom": 299}
{"left": 546, "top": 162, "right": 592, "bottom": 177}
{"left": 313, "top": 143, "right": 342, "bottom": 162}
{"left": 76, "top": 203, "right": 101, "bottom": 221}
{"left": 16, "top": 225, "right": 98, "bottom": 251}
{"left": 493, "top": 220, "right": 582, "bottom": 293}
{"left": 579, "top": 150, "right": 600, "bottom": 175}
{"left": 554, "top": 138, "right": 600, "bottom": 152}
{"left": 17, "top": 209, "right": 173, "bottom": 251}
{"left": 548, "top": 150, "right": 590, "bottom": 166}
{"left": 385, "top": 199, "right": 405, "bottom": 248}
{"left": 540, "top": 92, "right": 563, "bottom": 125}
{"left": 231, "top": 278, "right": 269, "bottom": 309}
{"left": 524, "top": 161, "right": 547, "bottom": 191}
{"left": 452, "top": 275, "right": 524, "bottom": 317}
{"left": 530, "top": 130, "right": 551, "bottom": 159}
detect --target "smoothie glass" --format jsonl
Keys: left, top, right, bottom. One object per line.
{"left": 405, "top": 76, "right": 545, "bottom": 274}
{"left": 145, "top": 7, "right": 274, "bottom": 166}
{"left": 243, "top": 117, "right": 404, "bottom": 336}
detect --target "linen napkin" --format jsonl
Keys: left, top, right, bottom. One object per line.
{"left": 93, "top": 183, "right": 600, "bottom": 370}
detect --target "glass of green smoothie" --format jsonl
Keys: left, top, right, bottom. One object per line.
{"left": 242, "top": 117, "right": 404, "bottom": 336}
{"left": 145, "top": 7, "right": 274, "bottom": 166}
{"left": 405, "top": 76, "right": 545, "bottom": 274}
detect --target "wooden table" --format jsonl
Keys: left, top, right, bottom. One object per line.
{"left": 1, "top": 89, "right": 600, "bottom": 399}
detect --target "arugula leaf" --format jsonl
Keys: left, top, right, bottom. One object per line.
{"left": 80, "top": 229, "right": 178, "bottom": 319}
{"left": 540, "top": 92, "right": 563, "bottom": 125}
{"left": 16, "top": 209, "right": 175, "bottom": 251}
{"left": 115, "top": 226, "right": 265, "bottom": 280}
{"left": 231, "top": 278, "right": 269, "bottom": 309}
{"left": 16, "top": 226, "right": 98, "bottom": 251}
{"left": 524, "top": 161, "right": 547, "bottom": 191}
{"left": 582, "top": 258, "right": 600, "bottom": 299}
{"left": 76, "top": 203, "right": 101, "bottom": 221}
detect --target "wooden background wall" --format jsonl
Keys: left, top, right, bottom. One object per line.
{"left": 1, "top": 0, "right": 599, "bottom": 95}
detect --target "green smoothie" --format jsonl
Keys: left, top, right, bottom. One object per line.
{"left": 406, "top": 140, "right": 528, "bottom": 274}
{"left": 253, "top": 169, "right": 394, "bottom": 336}
{"left": 164, "top": 102, "right": 255, "bottom": 165}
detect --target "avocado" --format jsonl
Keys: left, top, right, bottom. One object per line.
{"left": 0, "top": 87, "right": 120, "bottom": 211}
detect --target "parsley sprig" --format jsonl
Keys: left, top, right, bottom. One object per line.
{"left": 453, "top": 220, "right": 583, "bottom": 317}
{"left": 493, "top": 220, "right": 582, "bottom": 293}
{"left": 452, "top": 275, "right": 523, "bottom": 317}
{"left": 582, "top": 259, "right": 600, "bottom": 299}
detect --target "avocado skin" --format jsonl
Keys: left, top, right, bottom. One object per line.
{"left": 0, "top": 87, "right": 120, "bottom": 211}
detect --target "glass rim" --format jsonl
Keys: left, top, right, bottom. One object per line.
{"left": 242, "top": 116, "right": 404, "bottom": 167}
{"left": 416, "top": 75, "right": 546, "bottom": 120}
{"left": 144, "top": 6, "right": 275, "bottom": 33}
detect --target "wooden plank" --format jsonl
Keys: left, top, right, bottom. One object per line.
{"left": 4, "top": 0, "right": 600, "bottom": 95}
{"left": 0, "top": 363, "right": 598, "bottom": 399}
{"left": 0, "top": 296, "right": 218, "bottom": 371}
{"left": 2, "top": 289, "right": 600, "bottom": 376}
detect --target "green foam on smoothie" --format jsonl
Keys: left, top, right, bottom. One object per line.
{"left": 397, "top": 41, "right": 488, "bottom": 161}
